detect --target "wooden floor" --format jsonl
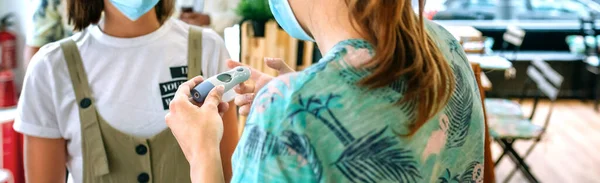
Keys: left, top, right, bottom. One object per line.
{"left": 492, "top": 100, "right": 600, "bottom": 183}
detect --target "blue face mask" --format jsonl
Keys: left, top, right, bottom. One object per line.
{"left": 269, "top": 0, "right": 314, "bottom": 41}
{"left": 110, "top": 0, "right": 160, "bottom": 21}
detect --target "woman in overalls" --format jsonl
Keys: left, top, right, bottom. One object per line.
{"left": 15, "top": 0, "right": 239, "bottom": 182}
{"left": 167, "top": 0, "right": 485, "bottom": 182}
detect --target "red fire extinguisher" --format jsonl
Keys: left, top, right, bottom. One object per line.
{"left": 0, "top": 14, "right": 16, "bottom": 70}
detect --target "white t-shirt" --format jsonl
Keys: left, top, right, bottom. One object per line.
{"left": 14, "top": 18, "right": 235, "bottom": 183}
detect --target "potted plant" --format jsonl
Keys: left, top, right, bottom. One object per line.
{"left": 236, "top": 0, "right": 273, "bottom": 37}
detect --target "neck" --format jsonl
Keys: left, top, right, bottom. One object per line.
{"left": 308, "top": 1, "right": 363, "bottom": 58}
{"left": 102, "top": 5, "right": 161, "bottom": 38}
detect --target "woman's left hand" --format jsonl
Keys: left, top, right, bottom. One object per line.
{"left": 165, "top": 76, "right": 229, "bottom": 162}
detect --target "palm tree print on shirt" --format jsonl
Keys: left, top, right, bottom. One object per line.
{"left": 242, "top": 125, "right": 324, "bottom": 181}
{"left": 243, "top": 91, "right": 422, "bottom": 182}
{"left": 287, "top": 93, "right": 422, "bottom": 182}
{"left": 444, "top": 61, "right": 474, "bottom": 149}
{"left": 447, "top": 39, "right": 469, "bottom": 62}
{"left": 437, "top": 161, "right": 484, "bottom": 183}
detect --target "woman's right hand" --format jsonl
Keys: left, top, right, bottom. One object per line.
{"left": 227, "top": 58, "right": 294, "bottom": 116}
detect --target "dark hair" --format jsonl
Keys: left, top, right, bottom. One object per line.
{"left": 346, "top": 0, "right": 455, "bottom": 135}
{"left": 67, "top": 0, "right": 175, "bottom": 31}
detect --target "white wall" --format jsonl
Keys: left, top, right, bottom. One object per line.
{"left": 224, "top": 25, "right": 240, "bottom": 62}
{"left": 1, "top": 0, "right": 29, "bottom": 90}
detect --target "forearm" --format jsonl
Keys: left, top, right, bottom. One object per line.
{"left": 190, "top": 147, "right": 225, "bottom": 183}
{"left": 220, "top": 101, "right": 239, "bottom": 182}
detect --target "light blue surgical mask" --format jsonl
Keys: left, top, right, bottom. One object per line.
{"left": 268, "top": 0, "right": 314, "bottom": 41}
{"left": 110, "top": 0, "right": 160, "bottom": 21}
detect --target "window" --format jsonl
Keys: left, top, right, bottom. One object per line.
{"left": 426, "top": 0, "right": 593, "bottom": 21}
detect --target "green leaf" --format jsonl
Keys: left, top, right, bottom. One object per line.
{"left": 235, "top": 0, "right": 274, "bottom": 21}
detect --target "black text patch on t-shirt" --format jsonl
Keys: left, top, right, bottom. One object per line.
{"left": 159, "top": 79, "right": 187, "bottom": 109}
{"left": 159, "top": 80, "right": 187, "bottom": 96}
{"left": 170, "top": 66, "right": 188, "bottom": 79}
{"left": 160, "top": 66, "right": 203, "bottom": 110}
{"left": 161, "top": 95, "right": 175, "bottom": 110}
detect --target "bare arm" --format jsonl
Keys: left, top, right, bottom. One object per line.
{"left": 24, "top": 135, "right": 67, "bottom": 183}
{"left": 166, "top": 78, "right": 228, "bottom": 183}
{"left": 190, "top": 146, "right": 225, "bottom": 183}
{"left": 24, "top": 46, "right": 41, "bottom": 69}
{"left": 219, "top": 101, "right": 238, "bottom": 183}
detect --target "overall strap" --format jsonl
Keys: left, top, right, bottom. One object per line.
{"left": 60, "top": 39, "right": 110, "bottom": 176}
{"left": 188, "top": 26, "right": 203, "bottom": 79}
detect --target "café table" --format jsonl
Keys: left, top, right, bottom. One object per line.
{"left": 440, "top": 25, "right": 514, "bottom": 91}
{"left": 466, "top": 54, "right": 513, "bottom": 70}
{"left": 467, "top": 55, "right": 513, "bottom": 91}
{"left": 441, "top": 25, "right": 483, "bottom": 41}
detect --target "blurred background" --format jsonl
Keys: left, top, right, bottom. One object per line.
{"left": 421, "top": 2, "right": 600, "bottom": 182}
{"left": 1, "top": 0, "right": 600, "bottom": 182}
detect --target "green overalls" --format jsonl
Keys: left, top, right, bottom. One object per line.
{"left": 59, "top": 27, "right": 205, "bottom": 183}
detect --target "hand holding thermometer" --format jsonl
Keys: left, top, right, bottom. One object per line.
{"left": 191, "top": 66, "right": 251, "bottom": 103}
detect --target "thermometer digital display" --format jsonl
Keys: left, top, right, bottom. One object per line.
{"left": 191, "top": 66, "right": 251, "bottom": 103}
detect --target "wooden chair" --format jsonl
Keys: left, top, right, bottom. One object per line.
{"left": 486, "top": 58, "right": 563, "bottom": 183}
{"left": 471, "top": 62, "right": 497, "bottom": 183}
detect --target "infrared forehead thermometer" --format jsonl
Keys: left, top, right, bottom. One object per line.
{"left": 191, "top": 66, "right": 251, "bottom": 103}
